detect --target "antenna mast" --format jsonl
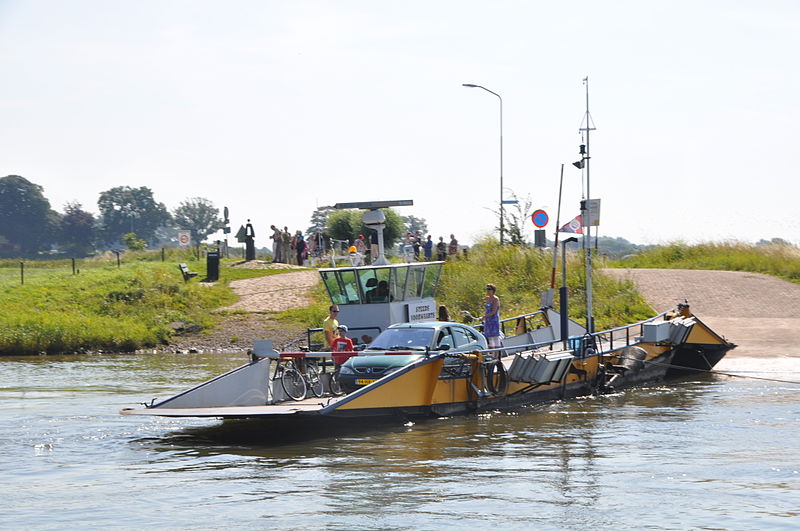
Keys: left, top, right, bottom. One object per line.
{"left": 579, "top": 77, "right": 596, "bottom": 333}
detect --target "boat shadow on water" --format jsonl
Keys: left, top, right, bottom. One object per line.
{"left": 142, "top": 416, "right": 414, "bottom": 450}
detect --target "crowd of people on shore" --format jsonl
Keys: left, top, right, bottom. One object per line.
{"left": 268, "top": 225, "right": 331, "bottom": 267}
{"left": 400, "top": 231, "right": 460, "bottom": 262}
{"left": 265, "top": 224, "right": 463, "bottom": 267}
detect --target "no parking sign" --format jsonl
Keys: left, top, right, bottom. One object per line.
{"left": 178, "top": 231, "right": 191, "bottom": 247}
{"left": 531, "top": 209, "right": 549, "bottom": 228}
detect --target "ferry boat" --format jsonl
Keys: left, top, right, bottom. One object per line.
{"left": 121, "top": 82, "right": 736, "bottom": 422}
{"left": 120, "top": 248, "right": 735, "bottom": 421}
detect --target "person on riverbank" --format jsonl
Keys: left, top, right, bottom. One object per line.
{"left": 295, "top": 234, "right": 306, "bottom": 266}
{"left": 436, "top": 236, "right": 447, "bottom": 261}
{"left": 323, "top": 305, "right": 340, "bottom": 349}
{"left": 423, "top": 235, "right": 433, "bottom": 261}
{"left": 281, "top": 227, "right": 292, "bottom": 265}
{"left": 448, "top": 234, "right": 459, "bottom": 259}
{"left": 270, "top": 225, "right": 282, "bottom": 262}
{"left": 481, "top": 284, "right": 501, "bottom": 350}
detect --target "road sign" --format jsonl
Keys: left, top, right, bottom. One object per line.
{"left": 178, "top": 231, "right": 191, "bottom": 247}
{"left": 531, "top": 209, "right": 549, "bottom": 228}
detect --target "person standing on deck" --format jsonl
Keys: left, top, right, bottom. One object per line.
{"left": 330, "top": 325, "right": 355, "bottom": 367}
{"left": 323, "top": 305, "right": 340, "bottom": 349}
{"left": 481, "top": 284, "right": 502, "bottom": 350}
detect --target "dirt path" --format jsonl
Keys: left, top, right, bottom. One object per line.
{"left": 603, "top": 268, "right": 800, "bottom": 357}
{"left": 168, "top": 269, "right": 320, "bottom": 353}
{"left": 223, "top": 270, "right": 319, "bottom": 313}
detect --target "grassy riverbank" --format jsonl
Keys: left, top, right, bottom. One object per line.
{"left": 0, "top": 250, "right": 285, "bottom": 355}
{"left": 609, "top": 241, "right": 800, "bottom": 284}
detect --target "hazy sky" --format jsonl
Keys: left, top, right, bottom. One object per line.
{"left": 2, "top": 1, "right": 798, "bottom": 246}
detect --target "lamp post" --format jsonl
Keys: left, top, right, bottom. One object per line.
{"left": 463, "top": 83, "right": 504, "bottom": 244}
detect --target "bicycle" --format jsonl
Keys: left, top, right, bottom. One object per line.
{"left": 328, "top": 366, "right": 345, "bottom": 396}
{"left": 271, "top": 357, "right": 325, "bottom": 401}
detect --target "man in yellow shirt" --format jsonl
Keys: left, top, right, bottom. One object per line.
{"left": 323, "top": 305, "right": 340, "bottom": 349}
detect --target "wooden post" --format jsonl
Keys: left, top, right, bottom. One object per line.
{"left": 20, "top": 261, "right": 24, "bottom": 285}
{"left": 161, "top": 247, "right": 165, "bottom": 262}
{"left": 72, "top": 257, "right": 76, "bottom": 275}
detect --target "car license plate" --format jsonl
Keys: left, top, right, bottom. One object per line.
{"left": 356, "top": 378, "right": 378, "bottom": 385}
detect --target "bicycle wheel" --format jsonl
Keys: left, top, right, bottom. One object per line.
{"left": 329, "top": 369, "right": 344, "bottom": 396}
{"left": 305, "top": 363, "right": 325, "bottom": 398}
{"left": 281, "top": 367, "right": 307, "bottom": 400}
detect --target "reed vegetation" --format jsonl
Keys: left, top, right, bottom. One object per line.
{"left": 438, "top": 239, "right": 653, "bottom": 330}
{"left": 610, "top": 241, "right": 800, "bottom": 283}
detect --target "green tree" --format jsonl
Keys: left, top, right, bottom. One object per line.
{"left": 402, "top": 215, "right": 428, "bottom": 235}
{"left": 0, "top": 175, "right": 60, "bottom": 256}
{"left": 306, "top": 205, "right": 335, "bottom": 236}
{"left": 326, "top": 208, "right": 403, "bottom": 247}
{"left": 97, "top": 186, "right": 171, "bottom": 246}
{"left": 492, "top": 191, "right": 533, "bottom": 246}
{"left": 60, "top": 202, "right": 96, "bottom": 256}
{"left": 172, "top": 197, "right": 224, "bottom": 246}
{"left": 122, "top": 232, "right": 147, "bottom": 251}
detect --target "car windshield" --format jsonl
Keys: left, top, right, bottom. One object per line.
{"left": 366, "top": 328, "right": 434, "bottom": 351}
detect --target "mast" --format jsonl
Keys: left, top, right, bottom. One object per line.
{"left": 579, "top": 77, "right": 596, "bottom": 333}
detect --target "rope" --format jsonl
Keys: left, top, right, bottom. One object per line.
{"left": 615, "top": 354, "right": 800, "bottom": 386}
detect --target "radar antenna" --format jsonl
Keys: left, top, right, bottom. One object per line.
{"left": 333, "top": 200, "right": 413, "bottom": 265}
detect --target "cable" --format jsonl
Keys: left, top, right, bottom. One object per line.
{"left": 615, "top": 354, "right": 800, "bottom": 386}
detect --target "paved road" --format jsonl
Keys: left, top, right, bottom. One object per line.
{"left": 603, "top": 268, "right": 800, "bottom": 358}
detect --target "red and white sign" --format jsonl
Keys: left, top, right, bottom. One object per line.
{"left": 531, "top": 209, "right": 549, "bottom": 228}
{"left": 178, "top": 231, "right": 191, "bottom": 246}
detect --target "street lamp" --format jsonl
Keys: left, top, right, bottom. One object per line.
{"left": 463, "top": 83, "right": 504, "bottom": 244}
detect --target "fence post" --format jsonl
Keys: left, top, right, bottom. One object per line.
{"left": 20, "top": 261, "right": 24, "bottom": 285}
{"left": 72, "top": 257, "right": 76, "bottom": 275}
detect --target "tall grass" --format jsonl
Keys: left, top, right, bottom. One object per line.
{"left": 610, "top": 241, "right": 800, "bottom": 283}
{"left": 433, "top": 239, "right": 653, "bottom": 330}
{"left": 0, "top": 261, "right": 239, "bottom": 355}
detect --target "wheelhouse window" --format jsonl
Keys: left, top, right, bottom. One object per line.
{"left": 320, "top": 270, "right": 361, "bottom": 305}
{"left": 390, "top": 266, "right": 408, "bottom": 302}
{"left": 358, "top": 268, "right": 391, "bottom": 304}
{"left": 320, "top": 262, "right": 443, "bottom": 306}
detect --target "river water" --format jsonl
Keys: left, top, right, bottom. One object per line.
{"left": 1, "top": 352, "right": 798, "bottom": 530}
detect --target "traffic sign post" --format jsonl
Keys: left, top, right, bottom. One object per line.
{"left": 178, "top": 231, "right": 191, "bottom": 247}
{"left": 531, "top": 209, "right": 549, "bottom": 228}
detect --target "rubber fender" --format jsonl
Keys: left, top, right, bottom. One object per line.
{"left": 486, "top": 360, "right": 508, "bottom": 395}
{"left": 619, "top": 346, "right": 648, "bottom": 373}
